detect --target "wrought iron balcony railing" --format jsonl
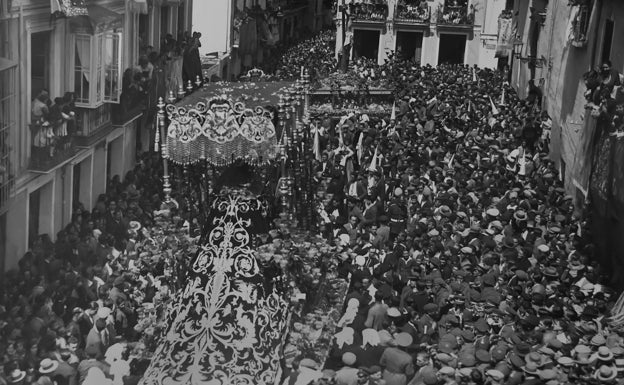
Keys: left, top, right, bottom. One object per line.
{"left": 28, "top": 123, "right": 78, "bottom": 172}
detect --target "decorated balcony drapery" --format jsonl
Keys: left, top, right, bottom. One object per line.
{"left": 495, "top": 10, "right": 514, "bottom": 58}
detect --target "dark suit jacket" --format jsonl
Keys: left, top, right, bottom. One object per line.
{"left": 85, "top": 327, "right": 106, "bottom": 359}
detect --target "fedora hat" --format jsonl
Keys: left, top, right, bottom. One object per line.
{"left": 38, "top": 358, "right": 59, "bottom": 374}
{"left": 543, "top": 266, "right": 558, "bottom": 278}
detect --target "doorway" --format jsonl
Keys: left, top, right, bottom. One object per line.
{"left": 601, "top": 19, "right": 614, "bottom": 65}
{"left": 438, "top": 33, "right": 466, "bottom": 65}
{"left": 138, "top": 13, "right": 149, "bottom": 54}
{"left": 396, "top": 31, "right": 423, "bottom": 63}
{"left": 28, "top": 188, "right": 40, "bottom": 246}
{"left": 353, "top": 29, "right": 380, "bottom": 61}
{"left": 31, "top": 31, "right": 51, "bottom": 99}
{"left": 73, "top": 162, "right": 81, "bottom": 209}
{"left": 177, "top": 3, "right": 186, "bottom": 35}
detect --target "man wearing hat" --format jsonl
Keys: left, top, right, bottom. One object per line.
{"left": 336, "top": 352, "right": 360, "bottom": 385}
{"left": 85, "top": 318, "right": 109, "bottom": 360}
{"left": 386, "top": 189, "right": 407, "bottom": 243}
{"left": 379, "top": 332, "right": 415, "bottom": 385}
{"left": 77, "top": 345, "right": 111, "bottom": 384}
{"left": 6, "top": 369, "right": 26, "bottom": 385}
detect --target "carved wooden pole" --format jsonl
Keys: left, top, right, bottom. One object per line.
{"left": 157, "top": 97, "right": 172, "bottom": 204}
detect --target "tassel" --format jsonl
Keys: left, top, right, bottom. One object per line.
{"left": 313, "top": 125, "right": 321, "bottom": 161}
{"left": 356, "top": 131, "right": 363, "bottom": 164}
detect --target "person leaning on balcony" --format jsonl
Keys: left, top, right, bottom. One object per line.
{"left": 32, "top": 89, "right": 50, "bottom": 123}
{"left": 599, "top": 60, "right": 621, "bottom": 91}
{"left": 135, "top": 55, "right": 153, "bottom": 84}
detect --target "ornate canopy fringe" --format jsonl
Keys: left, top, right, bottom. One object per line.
{"left": 163, "top": 97, "right": 278, "bottom": 166}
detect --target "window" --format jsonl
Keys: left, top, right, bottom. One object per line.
{"left": 570, "top": 1, "right": 591, "bottom": 47}
{"left": 0, "top": 63, "right": 16, "bottom": 211}
{"left": 0, "top": 19, "right": 16, "bottom": 211}
{"left": 31, "top": 31, "right": 51, "bottom": 99}
{"left": 177, "top": 3, "right": 185, "bottom": 35}
{"left": 161, "top": 6, "right": 170, "bottom": 36}
{"left": 73, "top": 32, "right": 123, "bottom": 107}
{"left": 138, "top": 13, "right": 149, "bottom": 54}
{"left": 601, "top": 19, "right": 614, "bottom": 66}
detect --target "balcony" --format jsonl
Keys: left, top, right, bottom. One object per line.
{"left": 349, "top": 2, "right": 388, "bottom": 22}
{"left": 0, "top": 0, "right": 12, "bottom": 18}
{"left": 28, "top": 123, "right": 78, "bottom": 173}
{"left": 0, "top": 141, "right": 13, "bottom": 212}
{"left": 394, "top": 0, "right": 430, "bottom": 25}
{"left": 272, "top": 0, "right": 308, "bottom": 15}
{"left": 74, "top": 103, "right": 113, "bottom": 147}
{"left": 111, "top": 70, "right": 148, "bottom": 126}
{"left": 436, "top": 1, "right": 474, "bottom": 27}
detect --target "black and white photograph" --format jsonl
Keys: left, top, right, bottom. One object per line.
{"left": 0, "top": 0, "right": 623, "bottom": 384}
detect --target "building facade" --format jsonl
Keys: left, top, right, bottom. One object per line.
{"left": 334, "top": 0, "right": 508, "bottom": 68}
{"left": 225, "top": 0, "right": 333, "bottom": 79}
{"left": 0, "top": 0, "right": 194, "bottom": 272}
{"left": 509, "top": 0, "right": 624, "bottom": 287}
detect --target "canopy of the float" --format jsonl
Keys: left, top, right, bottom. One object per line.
{"left": 157, "top": 81, "right": 294, "bottom": 166}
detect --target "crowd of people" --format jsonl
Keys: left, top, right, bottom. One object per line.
{"left": 348, "top": 2, "right": 389, "bottom": 21}
{"left": 278, "top": 62, "right": 624, "bottom": 385}
{"left": 272, "top": 29, "right": 337, "bottom": 81}
{"left": 437, "top": 0, "right": 473, "bottom": 25}
{"left": 5, "top": 27, "right": 624, "bottom": 385}
{"left": 0, "top": 151, "right": 204, "bottom": 385}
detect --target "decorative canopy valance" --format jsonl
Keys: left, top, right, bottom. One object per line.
{"left": 68, "top": 4, "right": 123, "bottom": 34}
{"left": 162, "top": 97, "right": 278, "bottom": 166}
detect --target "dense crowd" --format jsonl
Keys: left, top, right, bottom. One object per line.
{"left": 272, "top": 30, "right": 337, "bottom": 81}
{"left": 278, "top": 63, "right": 624, "bottom": 385}
{"left": 5, "top": 27, "right": 624, "bottom": 385}
{"left": 0, "top": 152, "right": 202, "bottom": 385}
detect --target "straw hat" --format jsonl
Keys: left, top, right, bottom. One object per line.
{"left": 7, "top": 369, "right": 26, "bottom": 384}
{"left": 38, "top": 358, "right": 59, "bottom": 374}
{"left": 594, "top": 365, "right": 617, "bottom": 381}
{"left": 522, "top": 362, "right": 539, "bottom": 375}
{"left": 593, "top": 346, "right": 615, "bottom": 362}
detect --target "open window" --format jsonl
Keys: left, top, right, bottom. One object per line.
{"left": 72, "top": 31, "right": 123, "bottom": 108}
{"left": 570, "top": 0, "right": 592, "bottom": 47}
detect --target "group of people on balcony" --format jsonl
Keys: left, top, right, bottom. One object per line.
{"left": 396, "top": 0, "right": 430, "bottom": 22}
{"left": 584, "top": 59, "right": 624, "bottom": 133}
{"left": 30, "top": 90, "right": 77, "bottom": 167}
{"left": 348, "top": 1, "right": 389, "bottom": 21}
{"left": 437, "top": 0, "right": 473, "bottom": 25}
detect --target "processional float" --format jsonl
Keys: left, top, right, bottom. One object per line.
{"left": 153, "top": 69, "right": 315, "bottom": 229}
{"left": 139, "top": 70, "right": 316, "bottom": 385}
